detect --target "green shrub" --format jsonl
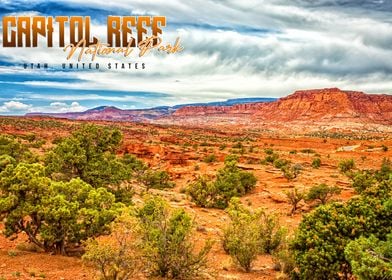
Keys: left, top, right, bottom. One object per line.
{"left": 8, "top": 250, "right": 17, "bottom": 257}
{"left": 306, "top": 184, "right": 341, "bottom": 205}
{"left": 24, "top": 133, "right": 37, "bottom": 142}
{"left": 292, "top": 169, "right": 392, "bottom": 279}
{"left": 0, "top": 134, "right": 36, "bottom": 167}
{"left": 83, "top": 214, "right": 140, "bottom": 280}
{"left": 187, "top": 156, "right": 257, "bottom": 209}
{"left": 351, "top": 159, "right": 391, "bottom": 195}
{"left": 223, "top": 198, "right": 286, "bottom": 272}
{"left": 0, "top": 163, "right": 122, "bottom": 255}
{"left": 186, "top": 175, "right": 216, "bottom": 208}
{"left": 137, "top": 196, "right": 211, "bottom": 279}
{"left": 0, "top": 154, "right": 16, "bottom": 172}
{"left": 351, "top": 170, "right": 376, "bottom": 193}
{"left": 378, "top": 158, "right": 392, "bottom": 181}
{"left": 284, "top": 188, "right": 305, "bottom": 215}
{"left": 273, "top": 244, "right": 297, "bottom": 278}
{"left": 264, "top": 148, "right": 274, "bottom": 155}
{"left": 300, "top": 149, "right": 316, "bottom": 154}
{"left": 262, "top": 148, "right": 302, "bottom": 180}
{"left": 45, "top": 125, "right": 131, "bottom": 189}
{"left": 338, "top": 158, "right": 356, "bottom": 173}
{"left": 233, "top": 142, "right": 243, "bottom": 149}
{"left": 273, "top": 158, "right": 290, "bottom": 169}
{"left": 219, "top": 144, "right": 227, "bottom": 150}
{"left": 44, "top": 125, "right": 150, "bottom": 203}
{"left": 259, "top": 212, "right": 286, "bottom": 254}
{"left": 281, "top": 163, "right": 302, "bottom": 181}
{"left": 223, "top": 198, "right": 262, "bottom": 272}
{"left": 31, "top": 139, "right": 46, "bottom": 148}
{"left": 311, "top": 157, "right": 321, "bottom": 168}
{"left": 265, "top": 153, "right": 279, "bottom": 163}
{"left": 345, "top": 233, "right": 392, "bottom": 280}
{"left": 203, "top": 154, "right": 217, "bottom": 163}
{"left": 121, "top": 153, "right": 146, "bottom": 173}
{"left": 52, "top": 136, "right": 63, "bottom": 144}
{"left": 139, "top": 170, "right": 174, "bottom": 191}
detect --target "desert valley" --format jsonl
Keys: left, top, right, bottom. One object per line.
{"left": 0, "top": 88, "right": 391, "bottom": 280}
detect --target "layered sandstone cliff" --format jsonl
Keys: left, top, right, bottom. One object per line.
{"left": 173, "top": 88, "right": 392, "bottom": 125}
{"left": 26, "top": 88, "right": 392, "bottom": 126}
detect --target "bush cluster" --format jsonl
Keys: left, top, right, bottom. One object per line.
{"left": 284, "top": 188, "right": 306, "bottom": 215}
{"left": 292, "top": 162, "right": 392, "bottom": 279}
{"left": 203, "top": 154, "right": 217, "bottom": 163}
{"left": 83, "top": 214, "right": 141, "bottom": 280}
{"left": 137, "top": 196, "right": 211, "bottom": 278}
{"left": 187, "top": 155, "right": 257, "bottom": 209}
{"left": 311, "top": 157, "right": 321, "bottom": 168}
{"left": 338, "top": 158, "right": 356, "bottom": 173}
{"left": 84, "top": 196, "right": 212, "bottom": 279}
{"left": 0, "top": 125, "right": 171, "bottom": 256}
{"left": 0, "top": 163, "right": 121, "bottom": 255}
{"left": 345, "top": 233, "right": 392, "bottom": 280}
{"left": 306, "top": 183, "right": 341, "bottom": 205}
{"left": 0, "top": 135, "right": 37, "bottom": 170}
{"left": 223, "top": 198, "right": 286, "bottom": 272}
{"left": 261, "top": 149, "right": 302, "bottom": 180}
{"left": 138, "top": 170, "right": 174, "bottom": 191}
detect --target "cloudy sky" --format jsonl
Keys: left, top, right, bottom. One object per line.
{"left": 0, "top": 0, "right": 392, "bottom": 115}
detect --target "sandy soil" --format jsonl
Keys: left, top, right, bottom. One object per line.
{"left": 0, "top": 117, "right": 390, "bottom": 279}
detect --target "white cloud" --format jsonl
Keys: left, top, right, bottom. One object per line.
{"left": 1, "top": 0, "right": 392, "bottom": 111}
{"left": 18, "top": 92, "right": 165, "bottom": 103}
{"left": 0, "top": 101, "right": 32, "bottom": 113}
{"left": 28, "top": 101, "right": 87, "bottom": 113}
{"left": 0, "top": 100, "right": 87, "bottom": 114}
{"left": 49, "top": 101, "right": 86, "bottom": 112}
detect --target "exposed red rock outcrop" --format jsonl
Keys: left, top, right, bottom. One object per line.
{"left": 122, "top": 142, "right": 192, "bottom": 165}
{"left": 173, "top": 88, "right": 392, "bottom": 125}
{"left": 25, "top": 88, "right": 392, "bottom": 126}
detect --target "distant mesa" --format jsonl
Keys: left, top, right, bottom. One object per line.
{"left": 25, "top": 97, "right": 276, "bottom": 121}
{"left": 85, "top": 106, "right": 120, "bottom": 112}
{"left": 172, "top": 88, "right": 392, "bottom": 125}
{"left": 25, "top": 88, "right": 392, "bottom": 125}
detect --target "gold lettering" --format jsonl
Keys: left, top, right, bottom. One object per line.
{"left": 55, "top": 16, "right": 68, "bottom": 47}
{"left": 137, "top": 16, "right": 151, "bottom": 45}
{"left": 64, "top": 38, "right": 134, "bottom": 61}
{"left": 107, "top": 16, "right": 121, "bottom": 47}
{"left": 2, "top": 15, "right": 174, "bottom": 58}
{"left": 32, "top": 16, "right": 46, "bottom": 47}
{"left": 3, "top": 16, "right": 16, "bottom": 47}
{"left": 152, "top": 16, "right": 166, "bottom": 46}
{"left": 17, "top": 17, "right": 31, "bottom": 47}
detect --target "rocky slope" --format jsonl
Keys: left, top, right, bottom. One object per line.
{"left": 26, "top": 106, "right": 174, "bottom": 122}
{"left": 172, "top": 88, "right": 392, "bottom": 125}
{"left": 26, "top": 88, "right": 392, "bottom": 126}
{"left": 26, "top": 98, "right": 275, "bottom": 122}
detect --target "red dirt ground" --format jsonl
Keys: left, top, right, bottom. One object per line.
{"left": 0, "top": 117, "right": 391, "bottom": 279}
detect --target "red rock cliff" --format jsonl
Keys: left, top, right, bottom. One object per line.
{"left": 173, "top": 88, "right": 392, "bottom": 124}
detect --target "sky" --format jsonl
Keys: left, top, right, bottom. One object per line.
{"left": 0, "top": 0, "right": 392, "bottom": 115}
